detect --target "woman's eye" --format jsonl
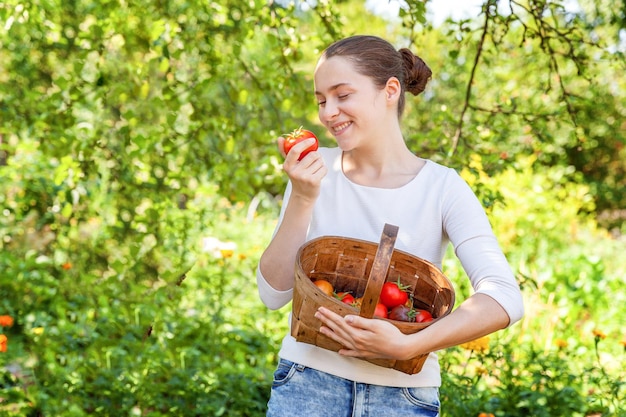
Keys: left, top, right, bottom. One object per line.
{"left": 338, "top": 94, "right": 349, "bottom": 100}
{"left": 317, "top": 100, "right": 326, "bottom": 106}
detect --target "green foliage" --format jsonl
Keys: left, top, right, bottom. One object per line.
{"left": 442, "top": 161, "right": 625, "bottom": 417}
{"left": 460, "top": 154, "right": 596, "bottom": 258}
{"left": 0, "top": 140, "right": 286, "bottom": 414}
{"left": 398, "top": 0, "right": 626, "bottom": 228}
{"left": 2, "top": 0, "right": 624, "bottom": 228}
{"left": 0, "top": 0, "right": 341, "bottom": 205}
{"left": 440, "top": 335, "right": 625, "bottom": 417}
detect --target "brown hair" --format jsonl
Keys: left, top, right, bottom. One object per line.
{"left": 321, "top": 35, "right": 432, "bottom": 117}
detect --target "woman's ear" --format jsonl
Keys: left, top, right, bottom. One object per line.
{"left": 385, "top": 77, "right": 401, "bottom": 102}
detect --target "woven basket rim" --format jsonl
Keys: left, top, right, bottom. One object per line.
{"left": 297, "top": 234, "right": 448, "bottom": 276}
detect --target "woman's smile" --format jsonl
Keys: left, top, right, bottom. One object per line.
{"left": 332, "top": 121, "right": 352, "bottom": 135}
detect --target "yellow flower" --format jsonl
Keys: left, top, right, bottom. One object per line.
{"left": 460, "top": 336, "right": 490, "bottom": 352}
{"left": 592, "top": 329, "right": 607, "bottom": 340}
{"left": 32, "top": 327, "right": 45, "bottom": 335}
{"left": 202, "top": 237, "right": 237, "bottom": 258}
{"left": 475, "top": 366, "right": 489, "bottom": 376}
{"left": 554, "top": 339, "right": 568, "bottom": 349}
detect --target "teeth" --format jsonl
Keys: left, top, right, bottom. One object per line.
{"left": 333, "top": 122, "right": 351, "bottom": 133}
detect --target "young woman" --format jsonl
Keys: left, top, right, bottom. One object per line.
{"left": 257, "top": 35, "right": 524, "bottom": 416}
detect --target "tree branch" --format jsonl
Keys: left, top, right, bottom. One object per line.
{"left": 449, "top": 0, "right": 495, "bottom": 157}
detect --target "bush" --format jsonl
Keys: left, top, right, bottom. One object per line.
{"left": 441, "top": 157, "right": 625, "bottom": 417}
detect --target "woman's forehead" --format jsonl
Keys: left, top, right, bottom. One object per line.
{"left": 314, "top": 56, "right": 363, "bottom": 91}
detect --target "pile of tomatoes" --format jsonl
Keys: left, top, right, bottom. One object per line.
{"left": 312, "top": 278, "right": 433, "bottom": 323}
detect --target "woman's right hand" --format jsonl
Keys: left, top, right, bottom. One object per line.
{"left": 279, "top": 136, "right": 327, "bottom": 204}
{"left": 257, "top": 137, "right": 327, "bottom": 293}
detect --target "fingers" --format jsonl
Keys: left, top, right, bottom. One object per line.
{"left": 283, "top": 147, "right": 326, "bottom": 197}
{"left": 277, "top": 136, "right": 286, "bottom": 157}
{"left": 281, "top": 137, "right": 318, "bottom": 163}
{"left": 315, "top": 307, "right": 370, "bottom": 331}
{"left": 315, "top": 308, "right": 373, "bottom": 354}
{"left": 315, "top": 307, "right": 408, "bottom": 360}
{"left": 315, "top": 308, "right": 351, "bottom": 345}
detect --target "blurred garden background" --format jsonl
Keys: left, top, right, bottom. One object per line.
{"left": 0, "top": 0, "right": 624, "bottom": 415}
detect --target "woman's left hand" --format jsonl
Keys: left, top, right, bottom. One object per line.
{"left": 314, "top": 306, "right": 416, "bottom": 360}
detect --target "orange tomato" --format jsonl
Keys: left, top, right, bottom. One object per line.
{"left": 313, "top": 279, "right": 334, "bottom": 296}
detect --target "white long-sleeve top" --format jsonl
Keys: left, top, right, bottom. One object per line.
{"left": 257, "top": 147, "right": 524, "bottom": 387}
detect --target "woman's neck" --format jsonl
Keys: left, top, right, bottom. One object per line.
{"left": 341, "top": 141, "right": 425, "bottom": 189}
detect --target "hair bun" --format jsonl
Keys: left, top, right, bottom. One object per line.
{"left": 399, "top": 48, "right": 432, "bottom": 96}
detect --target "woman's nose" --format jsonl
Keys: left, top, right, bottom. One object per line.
{"left": 319, "top": 100, "right": 339, "bottom": 122}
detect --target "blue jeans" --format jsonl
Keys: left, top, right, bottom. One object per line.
{"left": 266, "top": 359, "right": 440, "bottom": 417}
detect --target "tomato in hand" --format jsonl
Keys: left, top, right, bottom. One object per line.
{"left": 414, "top": 309, "right": 433, "bottom": 323}
{"left": 283, "top": 127, "right": 319, "bottom": 160}
{"left": 379, "top": 280, "right": 410, "bottom": 309}
{"left": 374, "top": 303, "right": 388, "bottom": 319}
{"left": 313, "top": 279, "right": 334, "bottom": 296}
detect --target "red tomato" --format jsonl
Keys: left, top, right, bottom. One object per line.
{"left": 335, "top": 292, "right": 356, "bottom": 305}
{"left": 379, "top": 281, "right": 409, "bottom": 309}
{"left": 313, "top": 279, "right": 334, "bottom": 296}
{"left": 283, "top": 127, "right": 319, "bottom": 160}
{"left": 374, "top": 303, "right": 388, "bottom": 319}
{"left": 414, "top": 309, "right": 433, "bottom": 323}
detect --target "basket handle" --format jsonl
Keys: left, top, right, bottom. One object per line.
{"left": 359, "top": 223, "right": 398, "bottom": 319}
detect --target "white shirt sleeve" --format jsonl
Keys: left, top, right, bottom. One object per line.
{"left": 442, "top": 170, "right": 524, "bottom": 326}
{"left": 256, "top": 180, "right": 295, "bottom": 310}
{"left": 455, "top": 235, "right": 525, "bottom": 325}
{"left": 256, "top": 266, "right": 293, "bottom": 310}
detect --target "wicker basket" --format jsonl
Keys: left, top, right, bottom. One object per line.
{"left": 291, "top": 223, "right": 455, "bottom": 375}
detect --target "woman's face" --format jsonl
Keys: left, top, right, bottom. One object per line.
{"left": 314, "top": 56, "right": 388, "bottom": 152}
